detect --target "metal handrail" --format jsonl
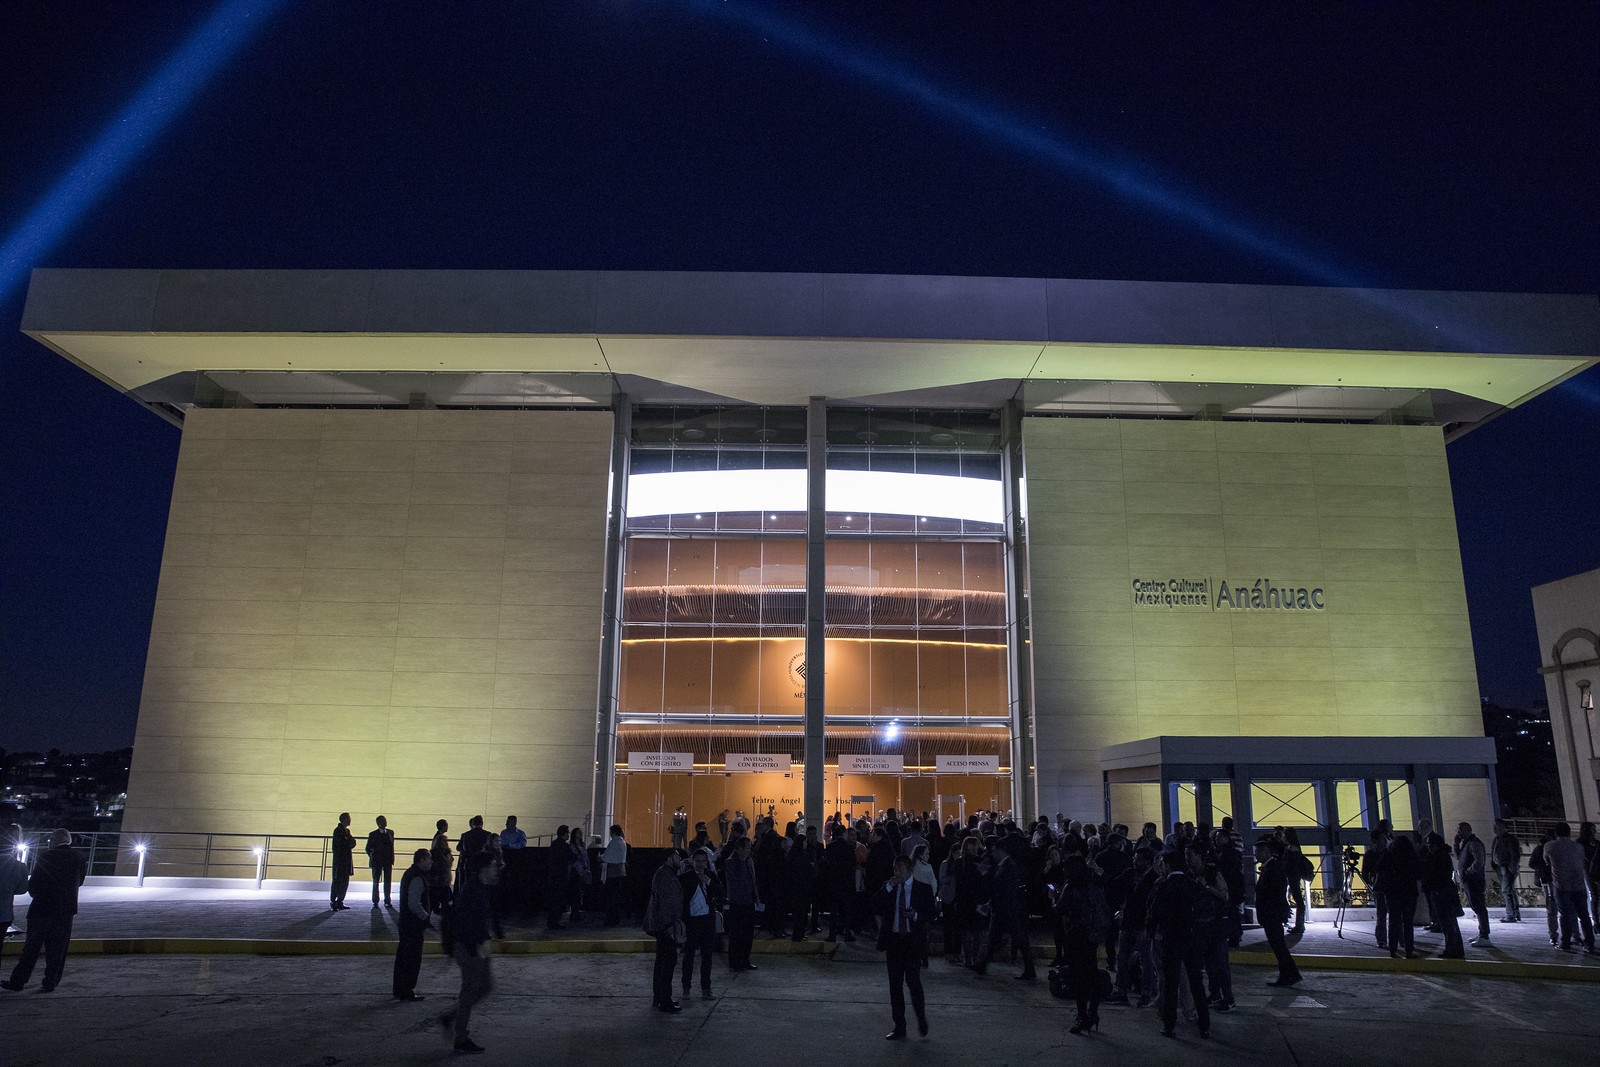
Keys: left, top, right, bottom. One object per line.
{"left": 8, "top": 828, "right": 559, "bottom": 881}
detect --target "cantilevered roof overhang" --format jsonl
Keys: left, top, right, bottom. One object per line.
{"left": 22, "top": 268, "right": 1598, "bottom": 420}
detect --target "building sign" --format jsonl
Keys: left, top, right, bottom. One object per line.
{"left": 627, "top": 752, "right": 694, "bottom": 771}
{"left": 726, "top": 753, "right": 792, "bottom": 772}
{"left": 1131, "top": 577, "right": 1325, "bottom": 612}
{"left": 838, "top": 754, "right": 904, "bottom": 773}
{"left": 935, "top": 755, "right": 1000, "bottom": 773}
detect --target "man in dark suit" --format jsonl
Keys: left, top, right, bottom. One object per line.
{"left": 1254, "top": 836, "right": 1301, "bottom": 986}
{"left": 367, "top": 815, "right": 396, "bottom": 910}
{"left": 331, "top": 812, "right": 357, "bottom": 911}
{"left": 456, "top": 816, "right": 493, "bottom": 883}
{"left": 877, "top": 854, "right": 933, "bottom": 1040}
{"left": 1, "top": 829, "right": 87, "bottom": 993}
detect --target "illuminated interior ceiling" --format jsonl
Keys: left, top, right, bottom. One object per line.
{"left": 23, "top": 269, "right": 1597, "bottom": 431}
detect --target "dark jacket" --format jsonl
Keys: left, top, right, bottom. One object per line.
{"left": 823, "top": 838, "right": 857, "bottom": 889}
{"left": 875, "top": 877, "right": 936, "bottom": 941}
{"left": 784, "top": 841, "right": 816, "bottom": 903}
{"left": 723, "top": 850, "right": 760, "bottom": 908}
{"left": 1114, "top": 866, "right": 1156, "bottom": 928}
{"left": 453, "top": 874, "right": 493, "bottom": 950}
{"left": 458, "top": 827, "right": 493, "bottom": 866}
{"left": 1056, "top": 879, "right": 1111, "bottom": 943}
{"left": 865, "top": 838, "right": 895, "bottom": 892}
{"left": 1375, "top": 843, "right": 1420, "bottom": 901}
{"left": 332, "top": 825, "right": 357, "bottom": 877}
{"left": 365, "top": 827, "right": 395, "bottom": 868}
{"left": 680, "top": 867, "right": 724, "bottom": 920}
{"left": 645, "top": 862, "right": 686, "bottom": 936}
{"left": 1146, "top": 870, "right": 1200, "bottom": 944}
{"left": 1254, "top": 856, "right": 1291, "bottom": 924}
{"left": 987, "top": 850, "right": 1027, "bottom": 921}
{"left": 26, "top": 844, "right": 87, "bottom": 917}
{"left": 398, "top": 864, "right": 433, "bottom": 934}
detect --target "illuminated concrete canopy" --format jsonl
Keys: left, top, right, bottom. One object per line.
{"left": 23, "top": 269, "right": 1598, "bottom": 419}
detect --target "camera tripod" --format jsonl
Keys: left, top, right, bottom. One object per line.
{"left": 1333, "top": 847, "right": 1363, "bottom": 940}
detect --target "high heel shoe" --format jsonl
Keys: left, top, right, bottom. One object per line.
{"left": 1069, "top": 1017, "right": 1090, "bottom": 1035}
{"left": 1089, "top": 1011, "right": 1100, "bottom": 1032}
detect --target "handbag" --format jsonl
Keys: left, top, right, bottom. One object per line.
{"left": 714, "top": 909, "right": 726, "bottom": 935}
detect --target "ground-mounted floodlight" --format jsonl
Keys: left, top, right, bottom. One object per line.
{"left": 135, "top": 842, "right": 148, "bottom": 887}
{"left": 252, "top": 846, "right": 265, "bottom": 890}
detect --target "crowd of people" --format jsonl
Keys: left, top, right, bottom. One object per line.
{"left": 8, "top": 810, "right": 1600, "bottom": 1055}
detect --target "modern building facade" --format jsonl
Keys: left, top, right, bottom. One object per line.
{"left": 22, "top": 269, "right": 1599, "bottom": 866}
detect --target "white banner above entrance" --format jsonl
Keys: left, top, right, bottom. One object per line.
{"left": 628, "top": 752, "right": 694, "bottom": 771}
{"left": 726, "top": 753, "right": 792, "bottom": 772}
{"left": 838, "top": 754, "right": 904, "bottom": 773}
{"left": 935, "top": 755, "right": 1000, "bottom": 773}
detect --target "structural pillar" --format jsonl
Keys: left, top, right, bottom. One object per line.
{"left": 589, "top": 395, "right": 630, "bottom": 842}
{"left": 803, "top": 397, "right": 828, "bottom": 826}
{"left": 1000, "top": 400, "right": 1037, "bottom": 823}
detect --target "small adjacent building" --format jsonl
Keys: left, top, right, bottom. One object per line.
{"left": 1533, "top": 568, "right": 1600, "bottom": 822}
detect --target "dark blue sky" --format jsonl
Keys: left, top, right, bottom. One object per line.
{"left": 1, "top": 1, "right": 1596, "bottom": 750}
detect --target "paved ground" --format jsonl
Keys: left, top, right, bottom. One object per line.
{"left": 33, "top": 886, "right": 1600, "bottom": 977}
{"left": 2, "top": 951, "right": 1597, "bottom": 1067}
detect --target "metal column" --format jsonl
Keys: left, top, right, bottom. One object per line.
{"left": 589, "top": 396, "right": 630, "bottom": 841}
{"left": 1195, "top": 779, "right": 1214, "bottom": 827}
{"left": 1000, "top": 400, "right": 1037, "bottom": 824}
{"left": 803, "top": 397, "right": 828, "bottom": 825}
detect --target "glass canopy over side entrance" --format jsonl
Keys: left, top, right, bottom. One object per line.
{"left": 614, "top": 406, "right": 1020, "bottom": 844}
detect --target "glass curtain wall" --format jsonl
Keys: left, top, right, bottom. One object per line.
{"left": 614, "top": 406, "right": 1017, "bottom": 844}
{"left": 823, "top": 409, "right": 1014, "bottom": 823}
{"left": 616, "top": 408, "right": 809, "bottom": 843}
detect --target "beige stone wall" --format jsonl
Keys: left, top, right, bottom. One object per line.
{"left": 1024, "top": 417, "right": 1485, "bottom": 827}
{"left": 123, "top": 408, "right": 612, "bottom": 866}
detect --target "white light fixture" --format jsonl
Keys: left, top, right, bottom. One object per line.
{"left": 1580, "top": 679, "right": 1595, "bottom": 713}
{"left": 625, "top": 468, "right": 1002, "bottom": 524}
{"left": 252, "top": 846, "right": 265, "bottom": 890}
{"left": 135, "top": 842, "right": 148, "bottom": 887}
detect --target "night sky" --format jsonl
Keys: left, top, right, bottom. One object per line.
{"left": 1, "top": 1, "right": 1595, "bottom": 752}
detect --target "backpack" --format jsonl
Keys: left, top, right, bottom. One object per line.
{"left": 1294, "top": 851, "right": 1315, "bottom": 882}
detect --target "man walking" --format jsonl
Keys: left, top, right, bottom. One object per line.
{"left": 331, "top": 813, "right": 357, "bottom": 911}
{"left": 1490, "top": 820, "right": 1522, "bottom": 923}
{"left": 1454, "top": 822, "right": 1490, "bottom": 945}
{"left": 645, "top": 850, "right": 686, "bottom": 1012}
{"left": 879, "top": 855, "right": 931, "bottom": 1040}
{"left": 367, "top": 815, "right": 396, "bottom": 910}
{"left": 1, "top": 829, "right": 87, "bottom": 993}
{"left": 440, "top": 849, "right": 501, "bottom": 1055}
{"left": 1254, "top": 836, "right": 1302, "bottom": 987}
{"left": 393, "top": 848, "right": 432, "bottom": 1001}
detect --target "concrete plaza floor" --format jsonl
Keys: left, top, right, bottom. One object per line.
{"left": 34, "top": 884, "right": 1600, "bottom": 982}
{"left": 2, "top": 951, "right": 1598, "bottom": 1067}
